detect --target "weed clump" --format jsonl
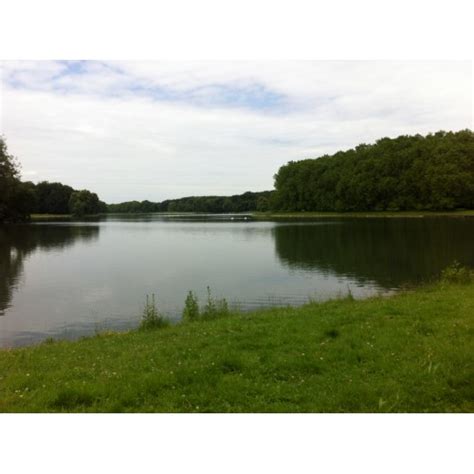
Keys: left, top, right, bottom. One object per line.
{"left": 441, "top": 261, "right": 473, "bottom": 285}
{"left": 182, "top": 291, "right": 200, "bottom": 321}
{"left": 182, "top": 287, "right": 230, "bottom": 322}
{"left": 202, "top": 286, "right": 229, "bottom": 319}
{"left": 139, "top": 294, "right": 169, "bottom": 330}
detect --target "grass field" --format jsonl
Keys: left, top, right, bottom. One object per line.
{"left": 0, "top": 281, "right": 473, "bottom": 413}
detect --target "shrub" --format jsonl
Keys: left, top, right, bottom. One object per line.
{"left": 139, "top": 294, "right": 168, "bottom": 330}
{"left": 201, "top": 286, "right": 230, "bottom": 319}
{"left": 182, "top": 291, "right": 200, "bottom": 321}
{"left": 440, "top": 261, "right": 473, "bottom": 285}
{"left": 217, "top": 297, "right": 229, "bottom": 315}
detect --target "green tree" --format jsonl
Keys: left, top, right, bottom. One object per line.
{"left": 272, "top": 130, "right": 474, "bottom": 212}
{"left": 0, "top": 137, "right": 34, "bottom": 222}
{"left": 35, "top": 181, "right": 74, "bottom": 214}
{"left": 107, "top": 191, "right": 275, "bottom": 214}
{"left": 69, "top": 190, "right": 101, "bottom": 216}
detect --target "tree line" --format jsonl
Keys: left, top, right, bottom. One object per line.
{"left": 1, "top": 136, "right": 106, "bottom": 222}
{"left": 272, "top": 130, "right": 474, "bottom": 212}
{"left": 3, "top": 129, "right": 474, "bottom": 222}
{"left": 107, "top": 191, "right": 274, "bottom": 214}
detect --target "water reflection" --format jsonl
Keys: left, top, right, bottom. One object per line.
{"left": 1, "top": 216, "right": 474, "bottom": 348}
{"left": 272, "top": 218, "right": 474, "bottom": 288}
{"left": 0, "top": 224, "right": 100, "bottom": 314}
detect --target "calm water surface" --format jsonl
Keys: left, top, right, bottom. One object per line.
{"left": 1, "top": 214, "right": 473, "bottom": 347}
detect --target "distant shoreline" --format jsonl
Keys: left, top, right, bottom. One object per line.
{"left": 26, "top": 209, "right": 474, "bottom": 221}
{"left": 253, "top": 210, "right": 474, "bottom": 219}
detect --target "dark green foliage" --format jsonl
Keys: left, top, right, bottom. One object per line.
{"left": 107, "top": 200, "right": 144, "bottom": 213}
{"left": 0, "top": 137, "right": 33, "bottom": 222}
{"left": 182, "top": 291, "right": 200, "bottom": 321}
{"left": 98, "top": 200, "right": 108, "bottom": 213}
{"left": 69, "top": 189, "right": 101, "bottom": 216}
{"left": 272, "top": 130, "right": 474, "bottom": 212}
{"left": 28, "top": 181, "right": 105, "bottom": 216}
{"left": 35, "top": 181, "right": 74, "bottom": 214}
{"left": 33, "top": 182, "right": 105, "bottom": 216}
{"left": 1, "top": 135, "right": 105, "bottom": 220}
{"left": 107, "top": 191, "right": 274, "bottom": 214}
{"left": 256, "top": 195, "right": 271, "bottom": 212}
{"left": 18, "top": 181, "right": 39, "bottom": 212}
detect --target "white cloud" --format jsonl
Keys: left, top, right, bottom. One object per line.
{"left": 0, "top": 61, "right": 472, "bottom": 203}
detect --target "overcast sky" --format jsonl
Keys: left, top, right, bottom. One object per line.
{"left": 0, "top": 61, "right": 472, "bottom": 203}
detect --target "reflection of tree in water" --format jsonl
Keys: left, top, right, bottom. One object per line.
{"left": 0, "top": 224, "right": 100, "bottom": 314}
{"left": 273, "top": 219, "right": 474, "bottom": 288}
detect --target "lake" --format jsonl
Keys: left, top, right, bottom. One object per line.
{"left": 1, "top": 214, "right": 473, "bottom": 347}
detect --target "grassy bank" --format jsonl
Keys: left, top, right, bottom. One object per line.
{"left": 0, "top": 282, "right": 473, "bottom": 413}
{"left": 253, "top": 210, "right": 474, "bottom": 219}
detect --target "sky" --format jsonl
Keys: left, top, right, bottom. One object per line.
{"left": 0, "top": 60, "right": 472, "bottom": 203}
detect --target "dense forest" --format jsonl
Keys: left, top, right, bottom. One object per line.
{"left": 24, "top": 180, "right": 107, "bottom": 216}
{"left": 0, "top": 136, "right": 106, "bottom": 222}
{"left": 108, "top": 191, "right": 273, "bottom": 214}
{"left": 272, "top": 130, "right": 474, "bottom": 212}
{"left": 2, "top": 130, "right": 474, "bottom": 222}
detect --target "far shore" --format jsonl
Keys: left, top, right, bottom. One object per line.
{"left": 26, "top": 209, "right": 474, "bottom": 221}
{"left": 253, "top": 210, "right": 474, "bottom": 219}
{"left": 30, "top": 213, "right": 72, "bottom": 219}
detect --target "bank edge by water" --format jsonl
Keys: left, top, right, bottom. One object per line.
{"left": 0, "top": 281, "right": 473, "bottom": 413}
{"left": 29, "top": 209, "right": 474, "bottom": 221}
{"left": 253, "top": 210, "right": 474, "bottom": 219}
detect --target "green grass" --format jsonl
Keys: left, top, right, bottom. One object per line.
{"left": 253, "top": 210, "right": 474, "bottom": 219}
{"left": 0, "top": 282, "right": 473, "bottom": 413}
